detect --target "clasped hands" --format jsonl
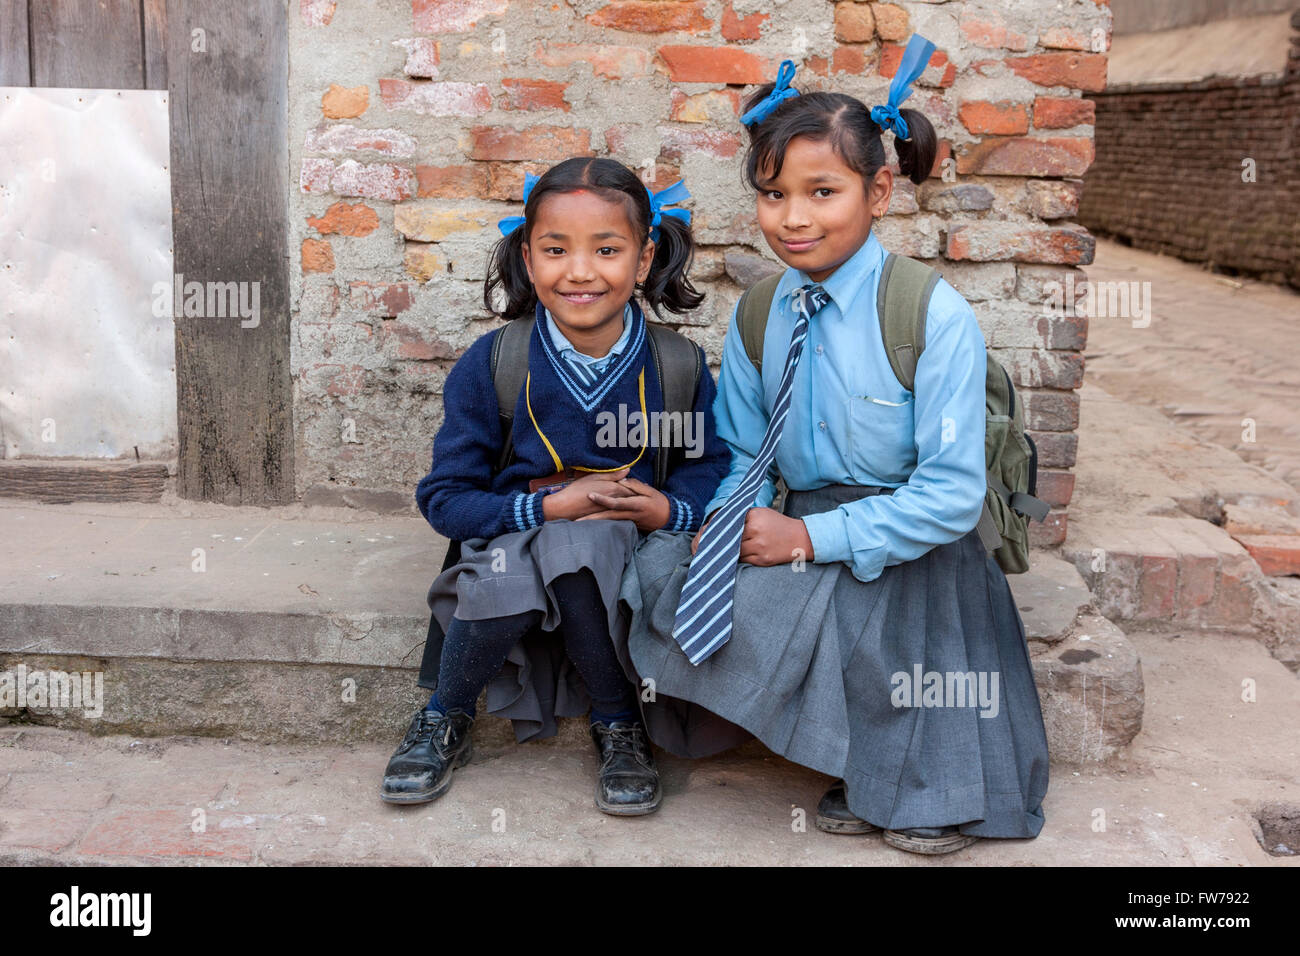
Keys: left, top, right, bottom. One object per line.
{"left": 691, "top": 506, "right": 815, "bottom": 567}
{"left": 540, "top": 468, "right": 670, "bottom": 533}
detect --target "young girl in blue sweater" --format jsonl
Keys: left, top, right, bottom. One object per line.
{"left": 622, "top": 38, "right": 1050, "bottom": 852}
{"left": 381, "top": 157, "right": 731, "bottom": 816}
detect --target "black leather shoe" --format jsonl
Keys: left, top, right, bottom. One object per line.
{"left": 883, "top": 825, "right": 979, "bottom": 855}
{"left": 379, "top": 707, "right": 473, "bottom": 805}
{"left": 815, "top": 780, "right": 879, "bottom": 834}
{"left": 590, "top": 720, "right": 661, "bottom": 816}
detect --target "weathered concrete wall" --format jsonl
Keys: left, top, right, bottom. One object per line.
{"left": 288, "top": 0, "right": 1112, "bottom": 545}
{"left": 1080, "top": 12, "right": 1299, "bottom": 287}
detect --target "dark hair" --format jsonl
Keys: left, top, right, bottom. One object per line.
{"left": 740, "top": 84, "right": 938, "bottom": 191}
{"left": 484, "top": 157, "right": 704, "bottom": 321}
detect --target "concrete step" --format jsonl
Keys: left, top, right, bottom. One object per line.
{"left": 0, "top": 498, "right": 1143, "bottom": 763}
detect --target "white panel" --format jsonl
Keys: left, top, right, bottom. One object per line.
{"left": 0, "top": 87, "right": 174, "bottom": 459}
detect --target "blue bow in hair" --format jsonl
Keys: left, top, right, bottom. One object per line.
{"left": 870, "top": 34, "right": 936, "bottom": 141}
{"left": 646, "top": 180, "right": 692, "bottom": 241}
{"left": 739, "top": 59, "right": 800, "bottom": 127}
{"left": 497, "top": 171, "right": 540, "bottom": 236}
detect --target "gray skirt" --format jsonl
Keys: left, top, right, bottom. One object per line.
{"left": 427, "top": 518, "right": 750, "bottom": 753}
{"left": 618, "top": 485, "right": 1050, "bottom": 839}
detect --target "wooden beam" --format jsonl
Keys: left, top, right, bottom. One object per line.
{"left": 0, "top": 461, "right": 168, "bottom": 504}
{"left": 142, "top": 0, "right": 167, "bottom": 90}
{"left": 0, "top": 0, "right": 31, "bottom": 86}
{"left": 30, "top": 0, "right": 145, "bottom": 89}
{"left": 167, "top": 0, "right": 293, "bottom": 504}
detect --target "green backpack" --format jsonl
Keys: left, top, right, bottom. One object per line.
{"left": 735, "top": 254, "right": 1049, "bottom": 574}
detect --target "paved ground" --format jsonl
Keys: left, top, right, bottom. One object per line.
{"left": 1, "top": 625, "right": 1295, "bottom": 866}
{"left": 1084, "top": 239, "right": 1300, "bottom": 494}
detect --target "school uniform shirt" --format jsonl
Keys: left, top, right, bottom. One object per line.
{"left": 417, "top": 299, "right": 731, "bottom": 542}
{"left": 706, "top": 231, "right": 988, "bottom": 584}
{"left": 545, "top": 304, "right": 632, "bottom": 384}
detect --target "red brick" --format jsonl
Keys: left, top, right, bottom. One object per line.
{"left": 586, "top": 1, "right": 712, "bottom": 34}
{"left": 958, "top": 100, "right": 1030, "bottom": 135}
{"left": 1022, "top": 389, "right": 1081, "bottom": 431}
{"left": 834, "top": 3, "right": 875, "bottom": 43}
{"left": 501, "top": 78, "right": 570, "bottom": 112}
{"left": 805, "top": 55, "right": 830, "bottom": 77}
{"left": 1029, "top": 510, "right": 1067, "bottom": 548}
{"left": 722, "top": 1, "right": 768, "bottom": 41}
{"left": 466, "top": 125, "right": 592, "bottom": 161}
{"left": 959, "top": 9, "right": 1029, "bottom": 51}
{"left": 991, "top": 347, "right": 1086, "bottom": 389}
{"left": 378, "top": 78, "right": 491, "bottom": 116}
{"left": 658, "top": 126, "right": 741, "bottom": 161}
{"left": 380, "top": 321, "right": 456, "bottom": 360}
{"left": 301, "top": 0, "right": 336, "bottom": 28}
{"left": 1033, "top": 96, "right": 1095, "bottom": 129}
{"left": 947, "top": 223, "right": 1096, "bottom": 265}
{"left": 670, "top": 88, "right": 741, "bottom": 123}
{"left": 321, "top": 83, "right": 368, "bottom": 119}
{"left": 416, "top": 164, "right": 490, "bottom": 198}
{"left": 535, "top": 42, "right": 651, "bottom": 79}
{"left": 78, "top": 810, "right": 255, "bottom": 860}
{"left": 1026, "top": 179, "right": 1083, "bottom": 220}
{"left": 394, "top": 37, "right": 440, "bottom": 78}
{"left": 657, "top": 45, "right": 771, "bottom": 84}
{"left": 1006, "top": 53, "right": 1108, "bottom": 93}
{"left": 1177, "top": 553, "right": 1218, "bottom": 613}
{"left": 1138, "top": 554, "right": 1177, "bottom": 620}
{"left": 929, "top": 140, "right": 952, "bottom": 179}
{"left": 308, "top": 202, "right": 379, "bottom": 237}
{"left": 1034, "top": 469, "right": 1075, "bottom": 509}
{"left": 349, "top": 281, "right": 414, "bottom": 317}
{"left": 413, "top": 0, "right": 507, "bottom": 34}
{"left": 485, "top": 162, "right": 549, "bottom": 201}
{"left": 833, "top": 45, "right": 869, "bottom": 75}
{"left": 956, "top": 136, "right": 1095, "bottom": 177}
{"left": 300, "top": 158, "right": 335, "bottom": 194}
{"left": 304, "top": 124, "right": 417, "bottom": 157}
{"left": 1209, "top": 559, "right": 1258, "bottom": 625}
{"left": 1232, "top": 535, "right": 1300, "bottom": 577}
{"left": 880, "top": 43, "right": 955, "bottom": 87}
{"left": 871, "top": 3, "right": 910, "bottom": 42}
{"left": 1040, "top": 26, "right": 1096, "bottom": 51}
{"left": 1029, "top": 430, "right": 1077, "bottom": 469}
{"left": 330, "top": 160, "right": 416, "bottom": 202}
{"left": 301, "top": 238, "right": 334, "bottom": 274}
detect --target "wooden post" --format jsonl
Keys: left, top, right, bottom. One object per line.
{"left": 167, "top": 0, "right": 293, "bottom": 504}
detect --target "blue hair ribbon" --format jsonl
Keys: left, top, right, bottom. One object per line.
{"left": 739, "top": 59, "right": 799, "bottom": 127}
{"left": 646, "top": 179, "right": 692, "bottom": 241}
{"left": 496, "top": 171, "right": 541, "bottom": 236}
{"left": 870, "top": 34, "right": 936, "bottom": 141}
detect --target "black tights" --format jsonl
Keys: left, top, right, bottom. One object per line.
{"left": 434, "top": 569, "right": 637, "bottom": 718}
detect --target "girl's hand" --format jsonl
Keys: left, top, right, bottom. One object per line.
{"left": 579, "top": 476, "right": 671, "bottom": 533}
{"left": 690, "top": 518, "right": 710, "bottom": 555}
{"left": 542, "top": 469, "right": 634, "bottom": 521}
{"left": 738, "top": 507, "right": 815, "bottom": 566}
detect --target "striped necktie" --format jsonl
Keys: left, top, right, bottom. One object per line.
{"left": 672, "top": 283, "right": 831, "bottom": 665}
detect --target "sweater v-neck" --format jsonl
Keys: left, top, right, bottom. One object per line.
{"left": 534, "top": 299, "right": 647, "bottom": 413}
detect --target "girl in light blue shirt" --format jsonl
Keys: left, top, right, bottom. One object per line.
{"left": 621, "top": 38, "right": 1049, "bottom": 856}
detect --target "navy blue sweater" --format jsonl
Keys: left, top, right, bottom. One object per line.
{"left": 416, "top": 301, "right": 731, "bottom": 542}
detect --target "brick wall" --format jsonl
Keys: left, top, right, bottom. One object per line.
{"left": 289, "top": 0, "right": 1112, "bottom": 546}
{"left": 1079, "top": 13, "right": 1300, "bottom": 289}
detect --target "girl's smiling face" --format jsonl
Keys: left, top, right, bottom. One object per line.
{"left": 522, "top": 189, "right": 655, "bottom": 355}
{"left": 755, "top": 135, "right": 893, "bottom": 282}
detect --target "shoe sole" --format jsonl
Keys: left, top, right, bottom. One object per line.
{"left": 378, "top": 739, "right": 473, "bottom": 806}
{"left": 594, "top": 790, "right": 662, "bottom": 816}
{"left": 882, "top": 829, "right": 978, "bottom": 855}
{"left": 815, "top": 814, "right": 880, "bottom": 835}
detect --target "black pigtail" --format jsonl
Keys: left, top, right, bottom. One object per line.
{"left": 483, "top": 227, "right": 536, "bottom": 320}
{"left": 892, "top": 108, "right": 938, "bottom": 185}
{"left": 641, "top": 214, "right": 704, "bottom": 318}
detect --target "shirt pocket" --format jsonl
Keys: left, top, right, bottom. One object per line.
{"left": 844, "top": 393, "right": 915, "bottom": 483}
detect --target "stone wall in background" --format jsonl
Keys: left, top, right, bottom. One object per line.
{"left": 1080, "top": 12, "right": 1299, "bottom": 289}
{"left": 289, "top": 0, "right": 1113, "bottom": 547}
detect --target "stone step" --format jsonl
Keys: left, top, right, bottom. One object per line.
{"left": 0, "top": 499, "right": 1144, "bottom": 763}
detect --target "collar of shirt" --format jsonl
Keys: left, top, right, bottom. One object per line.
{"left": 780, "top": 230, "right": 886, "bottom": 318}
{"left": 544, "top": 303, "right": 633, "bottom": 371}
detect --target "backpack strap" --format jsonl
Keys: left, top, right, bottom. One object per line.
{"left": 646, "top": 323, "right": 703, "bottom": 489}
{"left": 877, "top": 253, "right": 941, "bottom": 393}
{"left": 737, "top": 273, "right": 782, "bottom": 375}
{"left": 489, "top": 316, "right": 534, "bottom": 473}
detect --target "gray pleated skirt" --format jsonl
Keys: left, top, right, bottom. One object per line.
{"left": 618, "top": 485, "right": 1050, "bottom": 839}
{"left": 427, "top": 518, "right": 750, "bottom": 753}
